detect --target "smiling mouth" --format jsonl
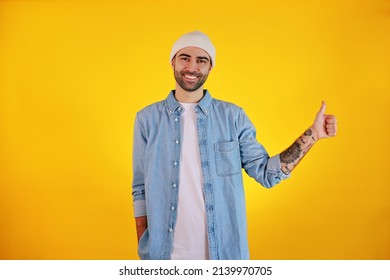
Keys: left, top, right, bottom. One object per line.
{"left": 184, "top": 74, "right": 198, "bottom": 81}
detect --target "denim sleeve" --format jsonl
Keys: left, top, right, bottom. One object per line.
{"left": 132, "top": 113, "right": 147, "bottom": 217}
{"left": 238, "top": 108, "right": 290, "bottom": 188}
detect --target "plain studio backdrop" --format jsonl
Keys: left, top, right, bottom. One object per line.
{"left": 0, "top": 0, "right": 389, "bottom": 259}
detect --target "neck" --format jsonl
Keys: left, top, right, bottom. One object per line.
{"left": 174, "top": 85, "right": 204, "bottom": 103}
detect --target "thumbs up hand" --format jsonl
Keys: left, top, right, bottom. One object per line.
{"left": 311, "top": 101, "right": 337, "bottom": 140}
{"left": 279, "top": 101, "right": 338, "bottom": 174}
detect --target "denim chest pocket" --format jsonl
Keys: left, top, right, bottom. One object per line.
{"left": 214, "top": 140, "right": 241, "bottom": 176}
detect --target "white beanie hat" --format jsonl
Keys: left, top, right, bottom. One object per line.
{"left": 170, "top": 31, "right": 216, "bottom": 67}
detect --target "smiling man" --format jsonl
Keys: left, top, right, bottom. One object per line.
{"left": 132, "top": 31, "right": 337, "bottom": 260}
{"left": 174, "top": 50, "right": 210, "bottom": 94}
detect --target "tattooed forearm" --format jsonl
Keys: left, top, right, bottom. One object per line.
{"left": 280, "top": 128, "right": 317, "bottom": 174}
{"left": 280, "top": 142, "right": 302, "bottom": 164}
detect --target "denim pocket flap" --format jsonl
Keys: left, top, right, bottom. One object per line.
{"left": 214, "top": 141, "right": 241, "bottom": 176}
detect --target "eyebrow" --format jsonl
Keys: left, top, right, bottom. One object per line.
{"left": 178, "top": 53, "right": 210, "bottom": 61}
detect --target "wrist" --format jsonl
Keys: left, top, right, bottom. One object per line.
{"left": 307, "top": 126, "right": 319, "bottom": 142}
{"left": 135, "top": 216, "right": 148, "bottom": 227}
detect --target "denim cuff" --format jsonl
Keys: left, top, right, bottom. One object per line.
{"left": 269, "top": 154, "right": 291, "bottom": 180}
{"left": 133, "top": 200, "right": 147, "bottom": 217}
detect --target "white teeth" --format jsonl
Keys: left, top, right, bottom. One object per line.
{"left": 184, "top": 75, "right": 197, "bottom": 80}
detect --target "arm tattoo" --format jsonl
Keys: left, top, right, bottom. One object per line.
{"left": 303, "top": 128, "right": 312, "bottom": 136}
{"left": 280, "top": 128, "right": 317, "bottom": 174}
{"left": 280, "top": 142, "right": 302, "bottom": 165}
{"left": 304, "top": 128, "right": 316, "bottom": 141}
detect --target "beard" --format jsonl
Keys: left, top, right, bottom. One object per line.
{"left": 174, "top": 67, "right": 209, "bottom": 92}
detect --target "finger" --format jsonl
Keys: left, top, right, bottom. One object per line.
{"left": 326, "top": 126, "right": 336, "bottom": 132}
{"left": 325, "top": 115, "right": 337, "bottom": 124}
{"left": 318, "top": 101, "right": 326, "bottom": 114}
{"left": 328, "top": 130, "right": 337, "bottom": 136}
{"left": 326, "top": 121, "right": 337, "bottom": 128}
{"left": 326, "top": 125, "right": 337, "bottom": 136}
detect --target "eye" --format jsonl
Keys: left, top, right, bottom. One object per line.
{"left": 198, "top": 59, "right": 207, "bottom": 64}
{"left": 181, "top": 57, "right": 190, "bottom": 61}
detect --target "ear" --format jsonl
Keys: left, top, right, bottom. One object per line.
{"left": 171, "top": 56, "right": 176, "bottom": 69}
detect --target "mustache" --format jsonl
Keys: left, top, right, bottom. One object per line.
{"left": 180, "top": 70, "right": 201, "bottom": 77}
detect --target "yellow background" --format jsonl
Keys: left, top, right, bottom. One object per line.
{"left": 0, "top": 0, "right": 389, "bottom": 259}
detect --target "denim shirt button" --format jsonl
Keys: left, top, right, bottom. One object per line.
{"left": 173, "top": 161, "right": 178, "bottom": 166}
{"left": 168, "top": 228, "right": 173, "bottom": 233}
{"left": 171, "top": 206, "right": 175, "bottom": 211}
{"left": 172, "top": 183, "right": 176, "bottom": 188}
{"left": 175, "top": 140, "right": 179, "bottom": 144}
{"left": 174, "top": 118, "right": 178, "bottom": 122}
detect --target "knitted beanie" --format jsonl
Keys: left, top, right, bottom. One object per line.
{"left": 170, "top": 31, "right": 216, "bottom": 67}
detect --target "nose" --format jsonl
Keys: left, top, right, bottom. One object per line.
{"left": 186, "top": 59, "right": 198, "bottom": 71}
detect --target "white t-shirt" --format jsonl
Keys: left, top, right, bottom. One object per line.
{"left": 171, "top": 102, "right": 209, "bottom": 260}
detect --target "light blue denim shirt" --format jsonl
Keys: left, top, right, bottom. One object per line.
{"left": 132, "top": 90, "right": 290, "bottom": 260}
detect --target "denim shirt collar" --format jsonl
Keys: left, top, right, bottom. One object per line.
{"left": 165, "top": 90, "right": 213, "bottom": 116}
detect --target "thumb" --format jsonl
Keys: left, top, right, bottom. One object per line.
{"left": 318, "top": 101, "right": 326, "bottom": 115}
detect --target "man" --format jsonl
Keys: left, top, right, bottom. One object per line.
{"left": 132, "top": 31, "right": 337, "bottom": 260}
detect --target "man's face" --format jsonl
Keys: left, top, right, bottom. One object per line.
{"left": 172, "top": 47, "right": 212, "bottom": 92}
